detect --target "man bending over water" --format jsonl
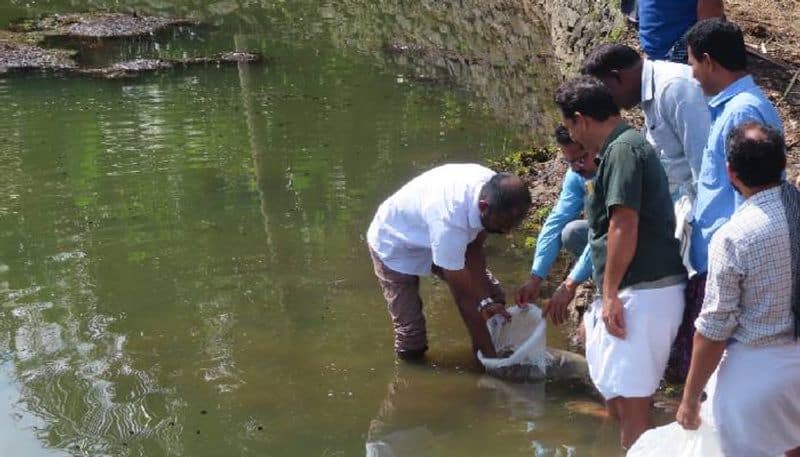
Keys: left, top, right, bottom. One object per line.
{"left": 367, "top": 164, "right": 531, "bottom": 360}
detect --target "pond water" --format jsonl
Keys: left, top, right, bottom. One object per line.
{"left": 0, "top": 1, "right": 628, "bottom": 455}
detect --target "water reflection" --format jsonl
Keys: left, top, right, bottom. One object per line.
{"left": 0, "top": 29, "right": 521, "bottom": 457}
{"left": 0, "top": 0, "right": 585, "bottom": 455}
{"left": 326, "top": 0, "right": 560, "bottom": 138}
{"left": 366, "top": 365, "right": 546, "bottom": 457}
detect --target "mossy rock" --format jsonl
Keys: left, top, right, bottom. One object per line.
{"left": 9, "top": 12, "right": 199, "bottom": 39}
{"left": 0, "top": 38, "right": 77, "bottom": 74}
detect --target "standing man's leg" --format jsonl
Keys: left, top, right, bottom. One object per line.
{"left": 608, "top": 397, "right": 652, "bottom": 449}
{"left": 369, "top": 248, "right": 428, "bottom": 360}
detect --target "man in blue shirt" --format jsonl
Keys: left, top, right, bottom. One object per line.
{"left": 671, "top": 18, "right": 784, "bottom": 381}
{"left": 516, "top": 126, "right": 597, "bottom": 325}
{"left": 638, "top": 0, "right": 723, "bottom": 63}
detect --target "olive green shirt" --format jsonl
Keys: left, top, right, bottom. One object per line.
{"left": 585, "top": 122, "right": 686, "bottom": 291}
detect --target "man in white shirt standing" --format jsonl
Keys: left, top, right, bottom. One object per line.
{"left": 581, "top": 43, "right": 709, "bottom": 200}
{"left": 367, "top": 164, "right": 531, "bottom": 360}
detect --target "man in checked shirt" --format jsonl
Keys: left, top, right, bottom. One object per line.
{"left": 676, "top": 123, "right": 800, "bottom": 457}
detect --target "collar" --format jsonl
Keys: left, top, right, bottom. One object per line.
{"left": 709, "top": 75, "right": 756, "bottom": 109}
{"left": 598, "top": 122, "right": 631, "bottom": 156}
{"left": 641, "top": 59, "right": 655, "bottom": 104}
{"left": 742, "top": 185, "right": 782, "bottom": 209}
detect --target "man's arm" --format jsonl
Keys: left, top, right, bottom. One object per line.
{"left": 544, "top": 244, "right": 592, "bottom": 325}
{"left": 442, "top": 233, "right": 506, "bottom": 358}
{"left": 663, "top": 79, "right": 711, "bottom": 189}
{"left": 676, "top": 333, "right": 726, "bottom": 429}
{"left": 442, "top": 267, "right": 497, "bottom": 357}
{"left": 677, "top": 232, "right": 743, "bottom": 429}
{"left": 697, "top": 0, "right": 724, "bottom": 20}
{"left": 519, "top": 171, "right": 585, "bottom": 304}
{"left": 568, "top": 243, "right": 593, "bottom": 283}
{"left": 602, "top": 205, "right": 639, "bottom": 338}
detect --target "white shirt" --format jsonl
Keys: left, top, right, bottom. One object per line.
{"left": 641, "top": 59, "right": 710, "bottom": 198}
{"left": 695, "top": 186, "right": 795, "bottom": 346}
{"left": 367, "top": 164, "right": 493, "bottom": 276}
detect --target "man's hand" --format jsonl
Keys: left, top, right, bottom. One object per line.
{"left": 515, "top": 275, "right": 542, "bottom": 307}
{"left": 601, "top": 293, "right": 626, "bottom": 338}
{"left": 544, "top": 279, "right": 577, "bottom": 325}
{"left": 481, "top": 302, "right": 511, "bottom": 322}
{"left": 676, "top": 397, "right": 703, "bottom": 430}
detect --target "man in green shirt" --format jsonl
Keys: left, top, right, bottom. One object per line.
{"left": 555, "top": 75, "right": 686, "bottom": 449}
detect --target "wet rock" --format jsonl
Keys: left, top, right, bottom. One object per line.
{"left": 75, "top": 58, "right": 172, "bottom": 79}
{"left": 75, "top": 52, "right": 264, "bottom": 79}
{"left": 179, "top": 51, "right": 263, "bottom": 66}
{"left": 10, "top": 12, "right": 199, "bottom": 39}
{"left": 0, "top": 12, "right": 263, "bottom": 79}
{"left": 0, "top": 36, "right": 76, "bottom": 74}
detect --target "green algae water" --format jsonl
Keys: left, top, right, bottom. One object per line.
{"left": 0, "top": 1, "right": 627, "bottom": 455}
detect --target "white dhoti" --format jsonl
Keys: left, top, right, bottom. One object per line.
{"left": 712, "top": 341, "right": 800, "bottom": 457}
{"left": 583, "top": 284, "right": 685, "bottom": 399}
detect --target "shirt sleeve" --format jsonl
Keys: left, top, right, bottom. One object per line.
{"left": 530, "top": 171, "right": 585, "bottom": 278}
{"left": 429, "top": 218, "right": 471, "bottom": 271}
{"left": 662, "top": 79, "right": 710, "bottom": 185}
{"left": 694, "top": 231, "right": 743, "bottom": 341}
{"left": 602, "top": 143, "right": 643, "bottom": 213}
{"left": 567, "top": 242, "right": 593, "bottom": 283}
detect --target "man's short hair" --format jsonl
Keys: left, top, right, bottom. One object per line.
{"left": 481, "top": 173, "right": 532, "bottom": 213}
{"left": 686, "top": 19, "right": 747, "bottom": 72}
{"left": 580, "top": 43, "right": 641, "bottom": 77}
{"left": 554, "top": 75, "right": 620, "bottom": 121}
{"left": 726, "top": 122, "right": 785, "bottom": 187}
{"left": 555, "top": 125, "right": 574, "bottom": 145}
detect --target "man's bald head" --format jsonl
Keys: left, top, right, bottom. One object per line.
{"left": 479, "top": 173, "right": 532, "bottom": 234}
{"left": 726, "top": 122, "right": 786, "bottom": 188}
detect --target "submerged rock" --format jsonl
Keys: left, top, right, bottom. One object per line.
{"left": 76, "top": 52, "right": 264, "bottom": 79}
{"left": 76, "top": 58, "right": 173, "bottom": 79}
{"left": 485, "top": 347, "right": 590, "bottom": 383}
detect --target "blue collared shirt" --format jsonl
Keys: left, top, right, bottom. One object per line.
{"left": 531, "top": 170, "right": 593, "bottom": 282}
{"left": 689, "top": 75, "right": 783, "bottom": 274}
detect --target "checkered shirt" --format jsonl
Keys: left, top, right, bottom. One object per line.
{"left": 695, "top": 186, "right": 796, "bottom": 345}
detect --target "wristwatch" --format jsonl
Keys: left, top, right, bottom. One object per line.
{"left": 478, "top": 297, "right": 495, "bottom": 312}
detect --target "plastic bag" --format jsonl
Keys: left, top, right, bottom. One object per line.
{"left": 477, "top": 305, "right": 548, "bottom": 380}
{"left": 628, "top": 373, "right": 723, "bottom": 456}
{"left": 626, "top": 422, "right": 722, "bottom": 457}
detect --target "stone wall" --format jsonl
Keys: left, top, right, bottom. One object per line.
{"left": 532, "top": 0, "right": 625, "bottom": 74}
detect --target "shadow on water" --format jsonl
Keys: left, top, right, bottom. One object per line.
{"left": 0, "top": 1, "right": 626, "bottom": 456}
